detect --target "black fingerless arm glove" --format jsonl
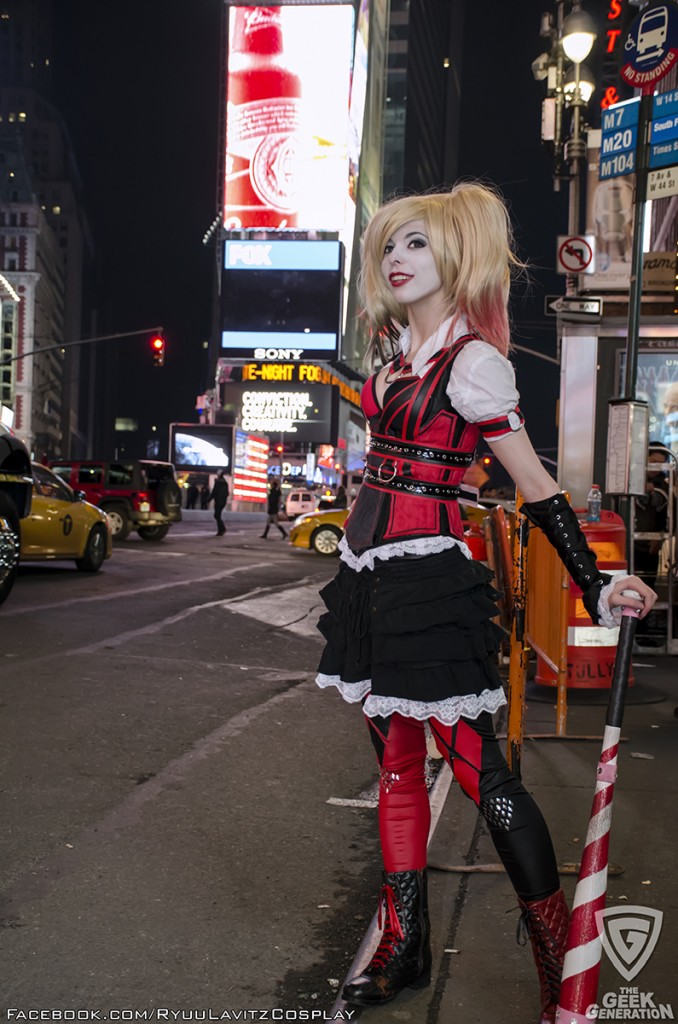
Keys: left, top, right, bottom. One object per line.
{"left": 520, "top": 492, "right": 612, "bottom": 624}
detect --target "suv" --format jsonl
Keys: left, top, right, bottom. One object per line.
{"left": 49, "top": 459, "right": 182, "bottom": 542}
{"left": 0, "top": 424, "right": 33, "bottom": 605}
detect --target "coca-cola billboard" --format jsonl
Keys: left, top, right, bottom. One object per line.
{"left": 224, "top": 4, "right": 354, "bottom": 231}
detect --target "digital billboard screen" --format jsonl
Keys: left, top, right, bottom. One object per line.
{"left": 618, "top": 346, "right": 678, "bottom": 456}
{"left": 170, "top": 425, "right": 234, "bottom": 470}
{"left": 220, "top": 239, "right": 343, "bottom": 361}
{"left": 220, "top": 382, "right": 339, "bottom": 445}
{"left": 223, "top": 4, "right": 354, "bottom": 231}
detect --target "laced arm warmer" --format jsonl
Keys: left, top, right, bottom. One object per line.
{"left": 520, "top": 492, "right": 612, "bottom": 625}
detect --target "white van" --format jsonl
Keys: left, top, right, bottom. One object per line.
{"left": 286, "top": 488, "right": 318, "bottom": 518}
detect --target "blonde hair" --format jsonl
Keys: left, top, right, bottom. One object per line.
{"left": 359, "top": 182, "right": 523, "bottom": 360}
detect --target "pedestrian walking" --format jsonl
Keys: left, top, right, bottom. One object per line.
{"left": 315, "top": 182, "right": 657, "bottom": 1020}
{"left": 333, "top": 485, "right": 348, "bottom": 509}
{"left": 208, "top": 470, "right": 229, "bottom": 536}
{"left": 186, "top": 482, "right": 199, "bottom": 510}
{"left": 199, "top": 483, "right": 210, "bottom": 510}
{"left": 260, "top": 479, "right": 287, "bottom": 539}
{"left": 634, "top": 442, "right": 671, "bottom": 591}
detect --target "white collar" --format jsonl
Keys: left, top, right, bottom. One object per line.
{"left": 398, "top": 315, "right": 470, "bottom": 376}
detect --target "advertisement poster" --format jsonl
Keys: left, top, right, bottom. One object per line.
{"left": 619, "top": 344, "right": 678, "bottom": 453}
{"left": 224, "top": 4, "right": 354, "bottom": 231}
{"left": 219, "top": 380, "right": 339, "bottom": 445}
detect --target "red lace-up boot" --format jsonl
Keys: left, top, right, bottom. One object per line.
{"left": 342, "top": 869, "right": 431, "bottom": 1006}
{"left": 517, "top": 889, "right": 570, "bottom": 1024}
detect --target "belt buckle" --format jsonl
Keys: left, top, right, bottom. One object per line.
{"left": 377, "top": 459, "right": 397, "bottom": 483}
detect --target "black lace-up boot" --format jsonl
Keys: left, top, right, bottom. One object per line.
{"left": 342, "top": 869, "right": 431, "bottom": 1006}
{"left": 517, "top": 889, "right": 570, "bottom": 1024}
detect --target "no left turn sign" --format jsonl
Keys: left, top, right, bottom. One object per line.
{"left": 556, "top": 235, "right": 596, "bottom": 274}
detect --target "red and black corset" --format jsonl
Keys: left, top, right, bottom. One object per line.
{"left": 346, "top": 335, "right": 520, "bottom": 553}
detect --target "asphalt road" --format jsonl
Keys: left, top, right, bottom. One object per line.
{"left": 2, "top": 513, "right": 676, "bottom": 1022}
{"left": 1, "top": 515, "right": 382, "bottom": 1015}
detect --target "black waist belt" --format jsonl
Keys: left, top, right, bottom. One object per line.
{"left": 369, "top": 436, "right": 475, "bottom": 468}
{"left": 363, "top": 467, "right": 477, "bottom": 501}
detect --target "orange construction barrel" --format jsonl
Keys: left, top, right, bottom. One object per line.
{"left": 464, "top": 521, "right": 487, "bottom": 562}
{"left": 535, "top": 509, "right": 634, "bottom": 689}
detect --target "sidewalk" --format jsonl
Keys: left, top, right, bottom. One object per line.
{"left": 345, "top": 656, "right": 677, "bottom": 1022}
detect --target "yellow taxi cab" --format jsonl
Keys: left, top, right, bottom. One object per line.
{"left": 289, "top": 506, "right": 350, "bottom": 556}
{"left": 20, "top": 463, "right": 112, "bottom": 572}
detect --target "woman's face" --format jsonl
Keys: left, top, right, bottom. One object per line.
{"left": 381, "top": 219, "right": 445, "bottom": 309}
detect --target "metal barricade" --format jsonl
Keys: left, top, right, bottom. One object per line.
{"left": 506, "top": 490, "right": 576, "bottom": 776}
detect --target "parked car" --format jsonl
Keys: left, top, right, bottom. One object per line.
{"left": 289, "top": 506, "right": 350, "bottom": 556}
{"left": 49, "top": 459, "right": 182, "bottom": 541}
{"left": 285, "top": 488, "right": 318, "bottom": 519}
{"left": 0, "top": 424, "right": 33, "bottom": 605}
{"left": 21, "top": 464, "right": 112, "bottom": 571}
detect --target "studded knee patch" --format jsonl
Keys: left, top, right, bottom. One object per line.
{"left": 380, "top": 768, "right": 401, "bottom": 793}
{"left": 480, "top": 795, "right": 514, "bottom": 831}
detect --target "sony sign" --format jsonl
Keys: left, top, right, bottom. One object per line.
{"left": 253, "top": 348, "right": 304, "bottom": 361}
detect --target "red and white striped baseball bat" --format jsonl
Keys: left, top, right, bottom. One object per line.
{"left": 556, "top": 592, "right": 641, "bottom": 1024}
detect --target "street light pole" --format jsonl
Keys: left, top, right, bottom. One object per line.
{"left": 561, "top": 2, "right": 597, "bottom": 293}
{"left": 534, "top": 1, "right": 597, "bottom": 292}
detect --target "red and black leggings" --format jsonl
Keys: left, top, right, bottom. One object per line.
{"left": 366, "top": 711, "right": 559, "bottom": 903}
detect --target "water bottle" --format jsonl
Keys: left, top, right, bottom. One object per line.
{"left": 586, "top": 484, "right": 602, "bottom": 522}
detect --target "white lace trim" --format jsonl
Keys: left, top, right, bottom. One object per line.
{"left": 363, "top": 688, "right": 507, "bottom": 725}
{"left": 338, "top": 533, "right": 472, "bottom": 573}
{"left": 598, "top": 572, "right": 632, "bottom": 629}
{"left": 316, "top": 672, "right": 371, "bottom": 702}
{"left": 315, "top": 673, "right": 506, "bottom": 726}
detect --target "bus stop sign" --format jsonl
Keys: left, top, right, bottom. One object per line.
{"left": 621, "top": 2, "right": 678, "bottom": 90}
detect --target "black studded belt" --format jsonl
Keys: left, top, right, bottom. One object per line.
{"left": 369, "top": 436, "right": 476, "bottom": 468}
{"left": 363, "top": 466, "right": 478, "bottom": 502}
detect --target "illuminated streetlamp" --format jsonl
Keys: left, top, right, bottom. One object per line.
{"left": 534, "top": 1, "right": 597, "bottom": 291}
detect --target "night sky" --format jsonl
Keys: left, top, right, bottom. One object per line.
{"left": 48, "top": 0, "right": 610, "bottom": 462}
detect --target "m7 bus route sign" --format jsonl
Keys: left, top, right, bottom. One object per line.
{"left": 557, "top": 235, "right": 595, "bottom": 275}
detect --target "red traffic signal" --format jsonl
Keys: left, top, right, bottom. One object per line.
{"left": 275, "top": 444, "right": 284, "bottom": 454}
{"left": 150, "top": 333, "right": 165, "bottom": 366}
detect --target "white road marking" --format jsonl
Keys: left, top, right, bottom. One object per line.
{"left": 230, "top": 582, "right": 324, "bottom": 637}
{"left": 4, "top": 575, "right": 326, "bottom": 666}
{"left": 4, "top": 562, "right": 272, "bottom": 616}
{"left": 327, "top": 781, "right": 379, "bottom": 809}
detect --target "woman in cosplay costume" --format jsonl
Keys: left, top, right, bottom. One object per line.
{"left": 315, "top": 183, "right": 656, "bottom": 1023}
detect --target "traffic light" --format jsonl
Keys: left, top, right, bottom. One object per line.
{"left": 275, "top": 444, "right": 284, "bottom": 454}
{"left": 481, "top": 455, "right": 493, "bottom": 467}
{"left": 150, "top": 333, "right": 165, "bottom": 367}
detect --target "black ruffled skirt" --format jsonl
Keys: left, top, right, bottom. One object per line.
{"left": 316, "top": 546, "right": 507, "bottom": 724}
